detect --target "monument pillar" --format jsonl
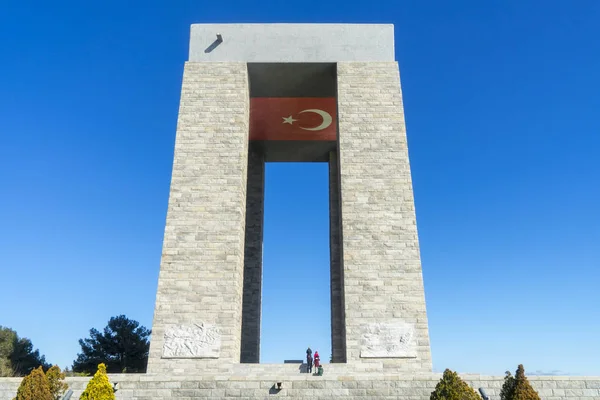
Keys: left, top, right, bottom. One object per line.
{"left": 240, "top": 148, "right": 265, "bottom": 363}
{"left": 336, "top": 61, "right": 432, "bottom": 372}
{"left": 329, "top": 150, "right": 347, "bottom": 363}
{"left": 147, "top": 62, "right": 250, "bottom": 374}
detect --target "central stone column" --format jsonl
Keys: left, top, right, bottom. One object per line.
{"left": 329, "top": 150, "right": 347, "bottom": 363}
{"left": 240, "top": 148, "right": 265, "bottom": 363}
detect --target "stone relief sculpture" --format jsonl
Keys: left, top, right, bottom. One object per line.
{"left": 360, "top": 321, "right": 416, "bottom": 358}
{"left": 162, "top": 322, "right": 221, "bottom": 358}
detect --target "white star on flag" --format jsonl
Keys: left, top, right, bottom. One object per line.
{"left": 282, "top": 115, "right": 297, "bottom": 125}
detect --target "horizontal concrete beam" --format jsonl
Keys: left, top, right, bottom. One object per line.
{"left": 189, "top": 24, "right": 395, "bottom": 62}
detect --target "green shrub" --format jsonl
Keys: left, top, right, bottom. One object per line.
{"left": 501, "top": 364, "right": 540, "bottom": 400}
{"left": 430, "top": 369, "right": 481, "bottom": 400}
{"left": 80, "top": 363, "right": 115, "bottom": 400}
{"left": 500, "top": 369, "right": 516, "bottom": 400}
{"left": 46, "top": 365, "right": 68, "bottom": 400}
{"left": 14, "top": 366, "right": 52, "bottom": 400}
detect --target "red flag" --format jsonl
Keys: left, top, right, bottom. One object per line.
{"left": 250, "top": 97, "right": 337, "bottom": 141}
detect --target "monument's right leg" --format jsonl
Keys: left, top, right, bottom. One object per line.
{"left": 337, "top": 62, "right": 432, "bottom": 373}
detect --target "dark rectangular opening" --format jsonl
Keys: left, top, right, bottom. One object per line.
{"left": 248, "top": 63, "right": 336, "bottom": 98}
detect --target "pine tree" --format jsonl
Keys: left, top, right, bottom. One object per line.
{"left": 80, "top": 363, "right": 115, "bottom": 400}
{"left": 14, "top": 366, "right": 52, "bottom": 400}
{"left": 430, "top": 369, "right": 481, "bottom": 400}
{"left": 513, "top": 364, "right": 540, "bottom": 400}
{"left": 500, "top": 370, "right": 516, "bottom": 400}
{"left": 0, "top": 326, "right": 50, "bottom": 377}
{"left": 73, "top": 315, "right": 150, "bottom": 374}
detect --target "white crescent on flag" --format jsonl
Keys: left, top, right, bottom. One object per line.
{"left": 298, "top": 109, "right": 333, "bottom": 131}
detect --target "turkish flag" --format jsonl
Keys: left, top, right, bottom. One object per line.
{"left": 250, "top": 97, "right": 337, "bottom": 141}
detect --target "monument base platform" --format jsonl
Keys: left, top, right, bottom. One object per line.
{"left": 1, "top": 365, "right": 599, "bottom": 399}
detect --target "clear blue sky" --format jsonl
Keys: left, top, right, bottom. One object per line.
{"left": 1, "top": 0, "right": 599, "bottom": 376}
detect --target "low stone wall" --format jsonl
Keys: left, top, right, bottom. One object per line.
{"left": 1, "top": 372, "right": 599, "bottom": 399}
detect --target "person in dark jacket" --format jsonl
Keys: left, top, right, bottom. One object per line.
{"left": 306, "top": 347, "right": 313, "bottom": 373}
{"left": 306, "top": 353, "right": 313, "bottom": 373}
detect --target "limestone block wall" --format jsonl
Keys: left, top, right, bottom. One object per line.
{"left": 336, "top": 62, "right": 432, "bottom": 372}
{"left": 147, "top": 62, "right": 250, "bottom": 374}
{"left": 1, "top": 373, "right": 599, "bottom": 400}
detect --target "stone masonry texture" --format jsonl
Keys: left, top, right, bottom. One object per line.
{"left": 147, "top": 62, "right": 250, "bottom": 374}
{"left": 329, "top": 150, "right": 347, "bottom": 363}
{"left": 241, "top": 149, "right": 265, "bottom": 363}
{"left": 336, "top": 62, "right": 432, "bottom": 372}
{"left": 2, "top": 373, "right": 600, "bottom": 400}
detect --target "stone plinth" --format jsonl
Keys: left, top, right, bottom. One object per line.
{"left": 1, "top": 372, "right": 600, "bottom": 400}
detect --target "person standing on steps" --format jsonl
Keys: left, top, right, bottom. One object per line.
{"left": 306, "top": 347, "right": 313, "bottom": 373}
{"left": 314, "top": 350, "right": 320, "bottom": 370}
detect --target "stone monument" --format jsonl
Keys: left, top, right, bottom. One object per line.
{"left": 147, "top": 23, "right": 432, "bottom": 376}
{"left": 1, "top": 23, "right": 599, "bottom": 400}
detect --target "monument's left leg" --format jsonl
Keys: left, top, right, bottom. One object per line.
{"left": 147, "top": 62, "right": 250, "bottom": 374}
